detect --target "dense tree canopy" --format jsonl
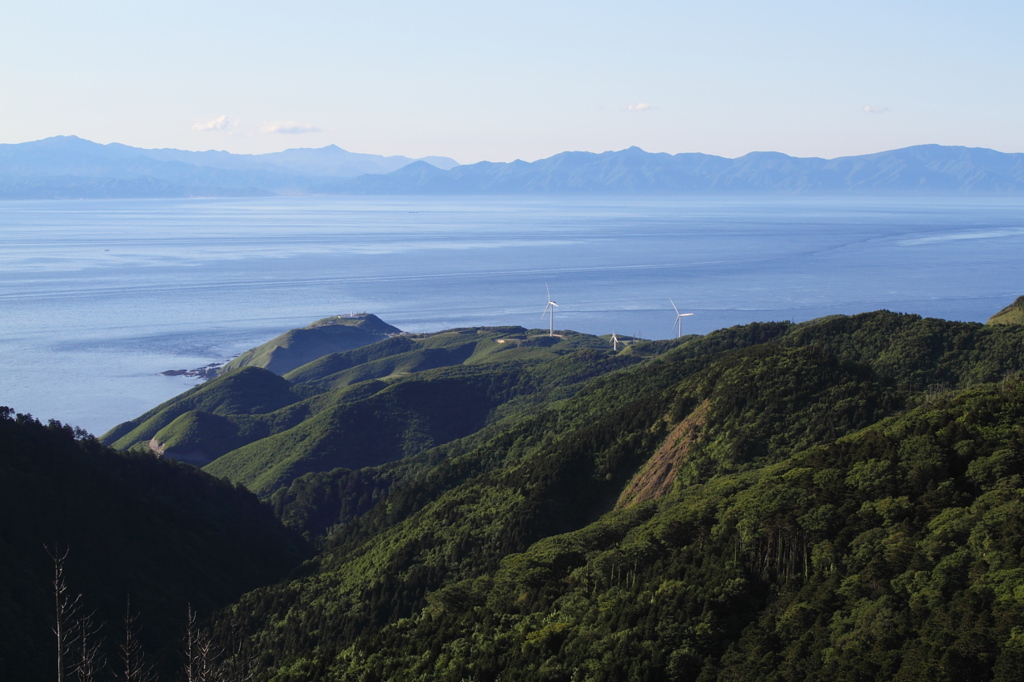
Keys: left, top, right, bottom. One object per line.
{"left": 205, "top": 311, "right": 1024, "bottom": 680}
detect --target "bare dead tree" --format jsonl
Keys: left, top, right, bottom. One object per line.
{"left": 72, "top": 610, "right": 106, "bottom": 682}
{"left": 48, "top": 545, "right": 82, "bottom": 682}
{"left": 183, "top": 604, "right": 199, "bottom": 682}
{"left": 121, "top": 596, "right": 153, "bottom": 682}
{"left": 183, "top": 604, "right": 221, "bottom": 682}
{"left": 214, "top": 624, "right": 256, "bottom": 682}
{"left": 49, "top": 545, "right": 109, "bottom": 682}
{"left": 197, "top": 635, "right": 218, "bottom": 682}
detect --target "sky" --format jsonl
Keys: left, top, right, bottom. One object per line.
{"left": 1, "top": 1, "right": 1021, "bottom": 164}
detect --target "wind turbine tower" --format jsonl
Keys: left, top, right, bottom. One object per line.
{"left": 611, "top": 330, "right": 619, "bottom": 351}
{"left": 670, "top": 299, "right": 694, "bottom": 339}
{"left": 542, "top": 283, "right": 558, "bottom": 336}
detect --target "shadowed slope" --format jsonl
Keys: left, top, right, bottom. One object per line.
{"left": 0, "top": 410, "right": 308, "bottom": 682}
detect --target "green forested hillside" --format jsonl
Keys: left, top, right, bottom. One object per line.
{"left": 190, "top": 310, "right": 1024, "bottom": 681}
{"left": 45, "top": 306, "right": 1024, "bottom": 680}
{"left": 0, "top": 409, "right": 309, "bottom": 682}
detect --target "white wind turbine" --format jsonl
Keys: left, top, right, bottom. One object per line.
{"left": 610, "top": 330, "right": 619, "bottom": 351}
{"left": 542, "top": 283, "right": 558, "bottom": 336}
{"left": 670, "top": 299, "right": 694, "bottom": 339}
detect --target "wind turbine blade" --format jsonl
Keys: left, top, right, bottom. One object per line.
{"left": 670, "top": 299, "right": 681, "bottom": 316}
{"left": 680, "top": 313, "right": 694, "bottom": 317}
{"left": 546, "top": 282, "right": 551, "bottom": 301}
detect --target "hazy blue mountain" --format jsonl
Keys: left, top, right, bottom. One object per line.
{"left": 340, "top": 144, "right": 1024, "bottom": 195}
{"left": 2, "top": 136, "right": 1023, "bottom": 198}
{"left": 0, "top": 136, "right": 458, "bottom": 198}
{"left": 143, "top": 143, "right": 460, "bottom": 176}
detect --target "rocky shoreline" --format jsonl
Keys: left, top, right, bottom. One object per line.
{"left": 160, "top": 363, "right": 221, "bottom": 379}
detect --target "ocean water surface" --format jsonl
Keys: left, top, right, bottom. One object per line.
{"left": 1, "top": 195, "right": 1021, "bottom": 434}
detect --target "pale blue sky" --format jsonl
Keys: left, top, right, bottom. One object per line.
{"left": 1, "top": 1, "right": 1020, "bottom": 163}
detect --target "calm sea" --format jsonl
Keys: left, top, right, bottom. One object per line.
{"left": 1, "top": 195, "right": 1022, "bottom": 435}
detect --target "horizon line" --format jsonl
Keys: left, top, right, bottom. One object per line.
{"left": 4, "top": 134, "right": 1020, "bottom": 167}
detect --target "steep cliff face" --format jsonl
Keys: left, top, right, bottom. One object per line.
{"left": 617, "top": 400, "right": 710, "bottom": 509}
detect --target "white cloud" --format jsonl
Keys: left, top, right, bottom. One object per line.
{"left": 193, "top": 115, "right": 232, "bottom": 131}
{"left": 863, "top": 105, "right": 891, "bottom": 114}
{"left": 628, "top": 102, "right": 652, "bottom": 112}
{"left": 260, "top": 122, "right": 321, "bottom": 134}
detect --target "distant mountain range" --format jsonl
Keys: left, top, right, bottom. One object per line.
{"left": 0, "top": 136, "right": 458, "bottom": 199}
{"left": 2, "top": 136, "right": 1024, "bottom": 198}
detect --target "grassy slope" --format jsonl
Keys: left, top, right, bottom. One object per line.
{"left": 987, "top": 295, "right": 1024, "bottom": 326}
{"left": 101, "top": 366, "right": 300, "bottom": 451}
{"left": 204, "top": 329, "right": 639, "bottom": 496}
{"left": 219, "top": 314, "right": 401, "bottom": 375}
{"left": 104, "top": 322, "right": 639, "bottom": 497}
